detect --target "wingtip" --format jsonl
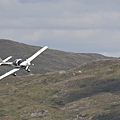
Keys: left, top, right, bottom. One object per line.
{"left": 44, "top": 46, "right": 48, "bottom": 49}
{"left": 43, "top": 46, "right": 48, "bottom": 50}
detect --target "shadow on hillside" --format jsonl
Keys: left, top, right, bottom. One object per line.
{"left": 53, "top": 78, "right": 120, "bottom": 105}
{"left": 91, "top": 112, "right": 120, "bottom": 120}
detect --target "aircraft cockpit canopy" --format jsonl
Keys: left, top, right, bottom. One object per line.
{"left": 13, "top": 59, "right": 22, "bottom": 66}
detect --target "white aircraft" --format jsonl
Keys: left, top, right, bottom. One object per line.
{"left": 0, "top": 46, "right": 48, "bottom": 80}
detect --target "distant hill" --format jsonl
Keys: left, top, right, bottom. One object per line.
{"left": 0, "top": 39, "right": 111, "bottom": 75}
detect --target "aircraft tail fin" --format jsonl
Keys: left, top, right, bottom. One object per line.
{"left": 0, "top": 58, "right": 2, "bottom": 63}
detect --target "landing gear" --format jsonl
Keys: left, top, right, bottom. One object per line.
{"left": 25, "top": 66, "right": 31, "bottom": 72}
{"left": 27, "top": 68, "right": 30, "bottom": 72}
{"left": 12, "top": 73, "right": 17, "bottom": 76}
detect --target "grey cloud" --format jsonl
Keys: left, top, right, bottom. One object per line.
{"left": 19, "top": 0, "right": 58, "bottom": 4}
{"left": 0, "top": 0, "right": 120, "bottom": 56}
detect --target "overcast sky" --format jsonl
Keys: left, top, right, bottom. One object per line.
{"left": 0, "top": 0, "right": 120, "bottom": 57}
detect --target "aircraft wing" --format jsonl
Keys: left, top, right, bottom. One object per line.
{"left": 0, "top": 68, "right": 20, "bottom": 80}
{"left": 21, "top": 46, "right": 48, "bottom": 65}
{"left": 26, "top": 46, "right": 48, "bottom": 62}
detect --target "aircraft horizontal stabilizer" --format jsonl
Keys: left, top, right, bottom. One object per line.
{"left": 3, "top": 56, "right": 12, "bottom": 62}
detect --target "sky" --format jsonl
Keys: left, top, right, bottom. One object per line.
{"left": 0, "top": 0, "right": 120, "bottom": 57}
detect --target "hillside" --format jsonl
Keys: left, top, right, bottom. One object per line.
{"left": 0, "top": 39, "right": 110, "bottom": 76}
{"left": 0, "top": 59, "right": 120, "bottom": 119}
{"left": 0, "top": 39, "right": 120, "bottom": 120}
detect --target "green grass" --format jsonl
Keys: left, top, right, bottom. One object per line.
{"left": 0, "top": 59, "right": 120, "bottom": 119}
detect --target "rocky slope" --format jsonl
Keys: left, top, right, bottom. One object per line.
{"left": 0, "top": 59, "right": 120, "bottom": 120}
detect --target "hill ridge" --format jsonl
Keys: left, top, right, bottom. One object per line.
{"left": 0, "top": 39, "right": 110, "bottom": 76}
